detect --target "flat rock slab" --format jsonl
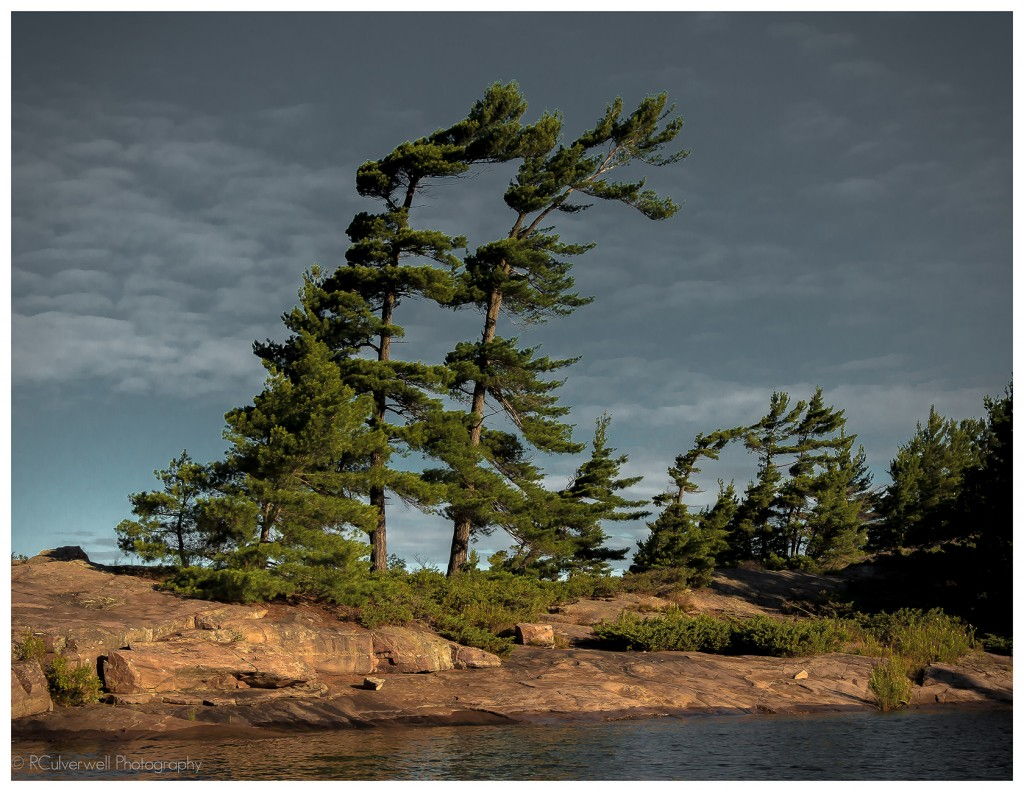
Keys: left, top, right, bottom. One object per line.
{"left": 13, "top": 647, "right": 1013, "bottom": 740}
{"left": 104, "top": 639, "right": 317, "bottom": 693}
{"left": 11, "top": 560, "right": 265, "bottom": 663}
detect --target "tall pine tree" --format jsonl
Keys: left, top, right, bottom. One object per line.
{"left": 444, "top": 93, "right": 687, "bottom": 574}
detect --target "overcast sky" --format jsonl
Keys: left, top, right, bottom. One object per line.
{"left": 12, "top": 12, "right": 1011, "bottom": 566}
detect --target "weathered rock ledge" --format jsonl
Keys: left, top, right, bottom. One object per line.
{"left": 11, "top": 550, "right": 1013, "bottom": 741}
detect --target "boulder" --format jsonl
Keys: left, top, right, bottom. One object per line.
{"left": 515, "top": 623, "right": 555, "bottom": 647}
{"left": 103, "top": 640, "right": 317, "bottom": 694}
{"left": 372, "top": 626, "right": 455, "bottom": 673}
{"left": 793, "top": 670, "right": 809, "bottom": 680}
{"left": 12, "top": 660, "right": 53, "bottom": 719}
{"left": 452, "top": 644, "right": 502, "bottom": 669}
{"left": 363, "top": 676, "right": 385, "bottom": 690}
{"left": 27, "top": 546, "right": 90, "bottom": 564}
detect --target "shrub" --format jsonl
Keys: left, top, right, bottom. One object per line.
{"left": 981, "top": 633, "right": 1012, "bottom": 655}
{"left": 593, "top": 610, "right": 734, "bottom": 652}
{"left": 160, "top": 567, "right": 297, "bottom": 603}
{"left": 860, "top": 608, "right": 976, "bottom": 668}
{"left": 729, "top": 615, "right": 848, "bottom": 657}
{"left": 869, "top": 656, "right": 913, "bottom": 712}
{"left": 785, "top": 555, "right": 820, "bottom": 573}
{"left": 595, "top": 611, "right": 855, "bottom": 657}
{"left": 14, "top": 631, "right": 47, "bottom": 662}
{"left": 619, "top": 568, "right": 693, "bottom": 596}
{"left": 431, "top": 614, "right": 515, "bottom": 656}
{"left": 358, "top": 600, "right": 414, "bottom": 629}
{"left": 45, "top": 656, "right": 102, "bottom": 706}
{"left": 562, "top": 574, "right": 621, "bottom": 601}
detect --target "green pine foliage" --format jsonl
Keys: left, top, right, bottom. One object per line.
{"left": 632, "top": 428, "right": 743, "bottom": 580}
{"left": 871, "top": 406, "right": 985, "bottom": 551}
{"left": 255, "top": 84, "right": 537, "bottom": 572}
{"left": 495, "top": 414, "right": 648, "bottom": 579}
{"left": 723, "top": 388, "right": 871, "bottom": 567}
{"left": 199, "top": 332, "right": 379, "bottom": 572}
{"left": 116, "top": 450, "right": 211, "bottom": 567}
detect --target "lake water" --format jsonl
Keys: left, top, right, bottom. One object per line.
{"left": 11, "top": 706, "right": 1011, "bottom": 780}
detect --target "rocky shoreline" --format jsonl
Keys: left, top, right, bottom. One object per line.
{"left": 11, "top": 550, "right": 1013, "bottom": 742}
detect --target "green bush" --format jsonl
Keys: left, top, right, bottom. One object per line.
{"left": 619, "top": 567, "right": 693, "bottom": 595}
{"left": 869, "top": 656, "right": 913, "bottom": 712}
{"left": 14, "top": 631, "right": 47, "bottom": 662}
{"left": 45, "top": 656, "right": 102, "bottom": 706}
{"left": 981, "top": 633, "right": 1012, "bottom": 655}
{"left": 784, "top": 555, "right": 820, "bottom": 573}
{"left": 431, "top": 614, "right": 515, "bottom": 656}
{"left": 593, "top": 610, "right": 733, "bottom": 652}
{"left": 358, "top": 600, "right": 414, "bottom": 629}
{"left": 562, "top": 574, "right": 621, "bottom": 600}
{"left": 594, "top": 611, "right": 852, "bottom": 657}
{"left": 160, "top": 567, "right": 297, "bottom": 603}
{"left": 729, "top": 615, "right": 848, "bottom": 657}
{"left": 860, "top": 608, "right": 977, "bottom": 668}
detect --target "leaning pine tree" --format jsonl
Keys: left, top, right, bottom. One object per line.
{"left": 442, "top": 93, "right": 688, "bottom": 575}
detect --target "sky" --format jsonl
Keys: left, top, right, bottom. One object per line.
{"left": 11, "top": 12, "right": 1012, "bottom": 567}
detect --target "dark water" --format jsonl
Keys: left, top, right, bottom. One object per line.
{"left": 11, "top": 706, "right": 1012, "bottom": 781}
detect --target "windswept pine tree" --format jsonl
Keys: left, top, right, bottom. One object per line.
{"left": 726, "top": 391, "right": 807, "bottom": 562}
{"left": 723, "top": 388, "right": 870, "bottom": 566}
{"left": 772, "top": 387, "right": 850, "bottom": 559}
{"left": 256, "top": 84, "right": 536, "bottom": 570}
{"left": 443, "top": 93, "right": 687, "bottom": 574}
{"left": 631, "top": 428, "right": 742, "bottom": 580}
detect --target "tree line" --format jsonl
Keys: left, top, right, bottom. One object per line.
{"left": 115, "top": 84, "right": 1011, "bottom": 612}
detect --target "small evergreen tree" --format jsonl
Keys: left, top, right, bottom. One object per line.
{"left": 631, "top": 428, "right": 741, "bottom": 578}
{"left": 210, "top": 332, "right": 379, "bottom": 570}
{"left": 804, "top": 436, "right": 872, "bottom": 568}
{"left": 557, "top": 414, "right": 649, "bottom": 577}
{"left": 871, "top": 406, "right": 985, "bottom": 551}
{"left": 115, "top": 450, "right": 210, "bottom": 566}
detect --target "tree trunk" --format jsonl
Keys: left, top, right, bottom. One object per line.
{"left": 174, "top": 511, "right": 188, "bottom": 567}
{"left": 369, "top": 290, "right": 396, "bottom": 573}
{"left": 447, "top": 267, "right": 506, "bottom": 575}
